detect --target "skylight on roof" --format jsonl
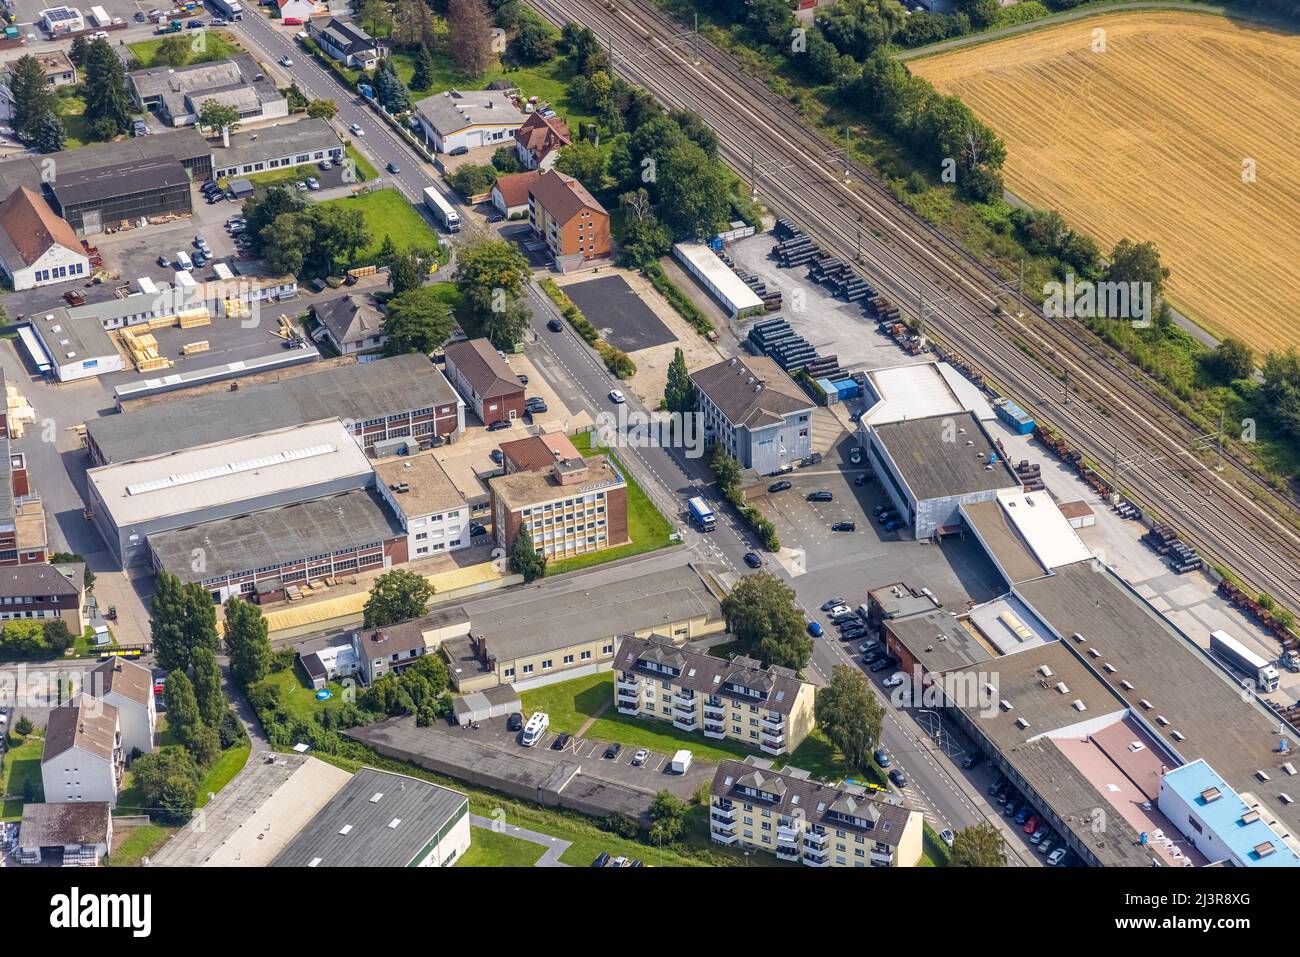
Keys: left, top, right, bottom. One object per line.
{"left": 338, "top": 824, "right": 353, "bottom": 835}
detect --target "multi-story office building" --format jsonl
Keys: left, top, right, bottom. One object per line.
{"left": 710, "top": 757, "right": 924, "bottom": 867}
{"left": 489, "top": 454, "right": 628, "bottom": 563}
{"left": 613, "top": 635, "right": 815, "bottom": 756}
{"left": 690, "top": 355, "right": 815, "bottom": 475}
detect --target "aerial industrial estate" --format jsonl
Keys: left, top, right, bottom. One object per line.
{"left": 0, "top": 0, "right": 1293, "bottom": 925}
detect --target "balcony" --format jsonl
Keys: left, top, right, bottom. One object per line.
{"left": 761, "top": 713, "right": 786, "bottom": 732}
{"left": 615, "top": 675, "right": 639, "bottom": 693}
{"left": 703, "top": 722, "right": 726, "bottom": 740}
{"left": 711, "top": 827, "right": 738, "bottom": 846}
{"left": 759, "top": 737, "right": 787, "bottom": 756}
{"left": 711, "top": 814, "right": 736, "bottom": 832}
{"left": 703, "top": 700, "right": 726, "bottom": 720}
{"left": 713, "top": 801, "right": 735, "bottom": 820}
{"left": 673, "top": 691, "right": 697, "bottom": 710}
{"left": 776, "top": 844, "right": 800, "bottom": 861}
{"left": 802, "top": 828, "right": 829, "bottom": 848}
{"left": 777, "top": 824, "right": 800, "bottom": 845}
{"left": 802, "top": 850, "right": 830, "bottom": 868}
{"left": 672, "top": 714, "right": 700, "bottom": 731}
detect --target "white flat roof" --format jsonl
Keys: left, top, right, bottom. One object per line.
{"left": 89, "top": 419, "right": 372, "bottom": 526}
{"left": 936, "top": 362, "right": 995, "bottom": 421}
{"left": 996, "top": 489, "right": 1093, "bottom": 570}
{"left": 673, "top": 242, "right": 763, "bottom": 314}
{"left": 967, "top": 594, "right": 1055, "bottom": 656}
{"left": 861, "top": 360, "right": 995, "bottom": 425}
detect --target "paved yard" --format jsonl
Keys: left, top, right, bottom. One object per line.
{"left": 562, "top": 274, "right": 676, "bottom": 353}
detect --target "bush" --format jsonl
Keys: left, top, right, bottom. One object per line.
{"left": 218, "top": 710, "right": 248, "bottom": 749}
{"left": 15, "top": 715, "right": 33, "bottom": 736}
{"left": 644, "top": 261, "right": 712, "bottom": 336}
{"left": 601, "top": 810, "right": 642, "bottom": 839}
{"left": 270, "top": 648, "right": 296, "bottom": 673}
{"left": 598, "top": 342, "right": 636, "bottom": 378}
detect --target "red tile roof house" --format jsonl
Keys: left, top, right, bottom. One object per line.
{"left": 527, "top": 169, "right": 610, "bottom": 271}
{"left": 0, "top": 187, "right": 90, "bottom": 291}
{"left": 491, "top": 169, "right": 540, "bottom": 219}
{"left": 514, "top": 111, "right": 571, "bottom": 171}
{"left": 442, "top": 338, "right": 527, "bottom": 425}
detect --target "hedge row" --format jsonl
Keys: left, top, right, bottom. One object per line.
{"left": 644, "top": 261, "right": 712, "bottom": 337}
{"left": 539, "top": 278, "right": 637, "bottom": 379}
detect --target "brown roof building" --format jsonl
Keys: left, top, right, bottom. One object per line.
{"left": 0, "top": 562, "right": 84, "bottom": 631}
{"left": 489, "top": 453, "right": 628, "bottom": 563}
{"left": 514, "top": 111, "right": 571, "bottom": 170}
{"left": 442, "top": 338, "right": 526, "bottom": 424}
{"left": 528, "top": 169, "right": 610, "bottom": 268}
{"left": 0, "top": 186, "right": 89, "bottom": 292}
{"left": 689, "top": 354, "right": 815, "bottom": 474}
{"left": 498, "top": 431, "right": 580, "bottom": 474}
{"left": 4, "top": 50, "right": 77, "bottom": 87}
{"left": 41, "top": 697, "right": 124, "bottom": 806}
{"left": 491, "top": 169, "right": 541, "bottom": 217}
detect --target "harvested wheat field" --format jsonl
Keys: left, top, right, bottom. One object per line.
{"left": 913, "top": 11, "right": 1300, "bottom": 353}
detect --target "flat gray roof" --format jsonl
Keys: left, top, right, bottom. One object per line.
{"left": 962, "top": 499, "right": 1047, "bottom": 584}
{"left": 1014, "top": 561, "right": 1300, "bottom": 841}
{"left": 148, "top": 488, "right": 404, "bottom": 583}
{"left": 414, "top": 88, "right": 521, "bottom": 136}
{"left": 874, "top": 411, "right": 1019, "bottom": 501}
{"left": 885, "top": 610, "right": 993, "bottom": 674}
{"left": 271, "top": 767, "right": 467, "bottom": 867}
{"left": 87, "top": 354, "right": 458, "bottom": 464}
{"left": 0, "top": 127, "right": 210, "bottom": 197}
{"left": 30, "top": 308, "right": 118, "bottom": 364}
{"left": 473, "top": 564, "right": 722, "bottom": 661}
{"left": 210, "top": 117, "right": 342, "bottom": 170}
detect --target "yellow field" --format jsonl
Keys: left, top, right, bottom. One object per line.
{"left": 913, "top": 11, "right": 1300, "bottom": 354}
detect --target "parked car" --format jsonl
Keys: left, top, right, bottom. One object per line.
{"left": 547, "top": 318, "right": 563, "bottom": 333}
{"left": 591, "top": 852, "right": 610, "bottom": 867}
{"left": 608, "top": 389, "right": 625, "bottom": 404}
{"left": 806, "top": 490, "right": 833, "bottom": 502}
{"left": 888, "top": 769, "right": 907, "bottom": 788}
{"left": 874, "top": 748, "right": 891, "bottom": 768}
{"left": 767, "top": 480, "right": 792, "bottom": 493}
{"left": 827, "top": 604, "right": 851, "bottom": 617}
{"left": 517, "top": 373, "right": 528, "bottom": 385}
{"left": 854, "top": 473, "right": 869, "bottom": 486}
{"left": 1003, "top": 800, "right": 1019, "bottom": 818}
{"left": 883, "top": 520, "right": 903, "bottom": 533}
{"left": 876, "top": 510, "right": 897, "bottom": 524}
{"left": 187, "top": 19, "right": 204, "bottom": 28}
{"left": 840, "top": 626, "right": 865, "bottom": 640}
{"left": 552, "top": 733, "right": 571, "bottom": 751}
{"left": 940, "top": 828, "right": 955, "bottom": 847}
{"left": 807, "top": 621, "right": 823, "bottom": 638}
{"left": 859, "top": 641, "right": 879, "bottom": 656}
{"left": 882, "top": 673, "right": 906, "bottom": 689}
{"left": 961, "top": 751, "right": 985, "bottom": 769}
{"left": 507, "top": 712, "right": 523, "bottom": 732}
{"left": 525, "top": 401, "right": 548, "bottom": 414}
{"left": 743, "top": 552, "right": 762, "bottom": 569}
{"left": 989, "top": 776, "right": 1007, "bottom": 796}
{"left": 831, "top": 521, "right": 856, "bottom": 532}
{"left": 468, "top": 522, "right": 487, "bottom": 537}
{"left": 157, "top": 254, "right": 170, "bottom": 267}
{"left": 487, "top": 420, "right": 511, "bottom": 432}
{"left": 872, "top": 505, "right": 889, "bottom": 516}
{"left": 1015, "top": 806, "right": 1031, "bottom": 825}
{"left": 1023, "top": 815, "right": 1041, "bottom": 834}
{"left": 306, "top": 177, "right": 320, "bottom": 191}
{"left": 869, "top": 657, "right": 894, "bottom": 673}
{"left": 1038, "top": 838, "right": 1056, "bottom": 856}
{"left": 489, "top": 449, "right": 503, "bottom": 464}
{"left": 192, "top": 252, "right": 207, "bottom": 267}
{"left": 631, "top": 748, "right": 649, "bottom": 767}
{"left": 603, "top": 743, "right": 621, "bottom": 760}
{"left": 449, "top": 145, "right": 469, "bottom": 156}
{"left": 820, "top": 597, "right": 847, "bottom": 611}
{"left": 1047, "top": 847, "right": 1068, "bottom": 866}
{"left": 1029, "top": 826, "right": 1048, "bottom": 844}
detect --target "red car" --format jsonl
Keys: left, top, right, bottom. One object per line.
{"left": 153, "top": 681, "right": 166, "bottom": 697}
{"left": 1023, "top": 815, "right": 1040, "bottom": 834}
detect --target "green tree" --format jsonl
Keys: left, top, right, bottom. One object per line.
{"left": 128, "top": 747, "right": 201, "bottom": 824}
{"left": 453, "top": 238, "right": 532, "bottom": 347}
{"left": 164, "top": 670, "right": 203, "bottom": 744}
{"left": 32, "top": 109, "right": 65, "bottom": 154}
{"left": 150, "top": 571, "right": 189, "bottom": 672}
{"left": 1105, "top": 239, "right": 1170, "bottom": 303}
{"left": 447, "top": 163, "right": 498, "bottom": 198}
{"left": 197, "top": 99, "right": 242, "bottom": 135}
{"left": 492, "top": 145, "right": 523, "bottom": 173}
{"left": 68, "top": 36, "right": 89, "bottom": 67}
{"left": 648, "top": 789, "right": 688, "bottom": 844}
{"left": 410, "top": 44, "right": 435, "bottom": 91}
{"left": 708, "top": 445, "right": 742, "bottom": 493}
{"left": 363, "top": 568, "right": 435, "bottom": 628}
{"left": 664, "top": 347, "right": 694, "bottom": 415}
{"left": 815, "top": 665, "right": 884, "bottom": 772}
{"left": 512, "top": 15, "right": 556, "bottom": 64}
{"left": 14, "top": 715, "right": 33, "bottom": 736}
{"left": 181, "top": 582, "right": 220, "bottom": 661}
{"left": 616, "top": 188, "right": 670, "bottom": 267}
{"left": 1203, "top": 337, "right": 1254, "bottom": 383}
{"left": 41, "top": 620, "right": 73, "bottom": 656}
{"left": 191, "top": 645, "right": 227, "bottom": 728}
{"left": 508, "top": 525, "right": 546, "bottom": 582}
{"left": 383, "top": 284, "right": 456, "bottom": 354}
{"left": 224, "top": 595, "right": 271, "bottom": 687}
{"left": 260, "top": 211, "right": 313, "bottom": 275}
{"left": 473, "top": 296, "right": 531, "bottom": 351}
{"left": 720, "top": 573, "right": 812, "bottom": 670}
{"left": 83, "top": 38, "right": 135, "bottom": 135}
{"left": 655, "top": 140, "right": 730, "bottom": 240}
{"left": 306, "top": 98, "right": 339, "bottom": 119}
{"left": 357, "top": 0, "right": 392, "bottom": 35}
{"left": 387, "top": 248, "right": 426, "bottom": 296}
{"left": 305, "top": 204, "right": 370, "bottom": 274}
{"left": 153, "top": 34, "right": 193, "bottom": 67}
{"left": 378, "top": 233, "right": 399, "bottom": 265}
{"left": 951, "top": 822, "right": 1005, "bottom": 867}
{"left": 9, "top": 55, "right": 55, "bottom": 142}
{"left": 553, "top": 141, "right": 607, "bottom": 190}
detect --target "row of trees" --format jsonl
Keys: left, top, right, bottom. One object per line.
{"left": 10, "top": 38, "right": 131, "bottom": 153}
{"left": 242, "top": 185, "right": 371, "bottom": 276}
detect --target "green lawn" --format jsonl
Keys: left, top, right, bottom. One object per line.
{"left": 781, "top": 727, "right": 888, "bottom": 789}
{"left": 255, "top": 666, "right": 351, "bottom": 721}
{"left": 346, "top": 143, "right": 377, "bottom": 182}
{"left": 519, "top": 672, "right": 761, "bottom": 764}
{"left": 455, "top": 826, "right": 545, "bottom": 867}
{"left": 56, "top": 93, "right": 90, "bottom": 150}
{"left": 196, "top": 743, "right": 250, "bottom": 809}
{"left": 547, "top": 431, "right": 677, "bottom": 575}
{"left": 0, "top": 733, "right": 44, "bottom": 820}
{"left": 106, "top": 824, "right": 175, "bottom": 867}
{"left": 127, "top": 30, "right": 241, "bottom": 69}
{"left": 316, "top": 188, "right": 440, "bottom": 269}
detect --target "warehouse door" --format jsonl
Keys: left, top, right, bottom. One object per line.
{"left": 81, "top": 208, "right": 102, "bottom": 235}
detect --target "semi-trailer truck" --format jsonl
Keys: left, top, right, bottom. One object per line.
{"left": 1209, "top": 629, "right": 1280, "bottom": 692}
{"left": 423, "top": 186, "right": 460, "bottom": 232}
{"left": 687, "top": 496, "right": 715, "bottom": 532}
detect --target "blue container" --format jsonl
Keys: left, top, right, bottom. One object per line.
{"left": 996, "top": 400, "right": 1035, "bottom": 435}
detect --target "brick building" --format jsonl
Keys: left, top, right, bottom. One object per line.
{"left": 442, "top": 339, "right": 526, "bottom": 425}
{"left": 489, "top": 453, "right": 628, "bottom": 563}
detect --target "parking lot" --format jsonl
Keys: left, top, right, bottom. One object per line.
{"left": 563, "top": 274, "right": 675, "bottom": 353}
{"left": 473, "top": 713, "right": 714, "bottom": 801}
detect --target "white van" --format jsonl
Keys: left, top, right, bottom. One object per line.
{"left": 669, "top": 749, "right": 692, "bottom": 774}
{"left": 174, "top": 250, "right": 193, "bottom": 270}
{"left": 521, "top": 712, "right": 549, "bottom": 747}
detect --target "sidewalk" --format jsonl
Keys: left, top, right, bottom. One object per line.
{"left": 469, "top": 813, "right": 571, "bottom": 867}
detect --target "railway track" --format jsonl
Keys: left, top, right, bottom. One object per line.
{"left": 526, "top": 0, "right": 1300, "bottom": 612}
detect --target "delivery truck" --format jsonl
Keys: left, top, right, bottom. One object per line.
{"left": 1209, "top": 629, "right": 1280, "bottom": 692}
{"left": 687, "top": 496, "right": 716, "bottom": 532}
{"left": 423, "top": 185, "right": 460, "bottom": 232}
{"left": 669, "top": 750, "right": 693, "bottom": 774}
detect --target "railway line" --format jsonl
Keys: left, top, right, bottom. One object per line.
{"left": 526, "top": 0, "right": 1300, "bottom": 613}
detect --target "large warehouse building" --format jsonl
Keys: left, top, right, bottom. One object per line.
{"left": 86, "top": 419, "right": 376, "bottom": 568}
{"left": 85, "top": 354, "right": 465, "bottom": 465}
